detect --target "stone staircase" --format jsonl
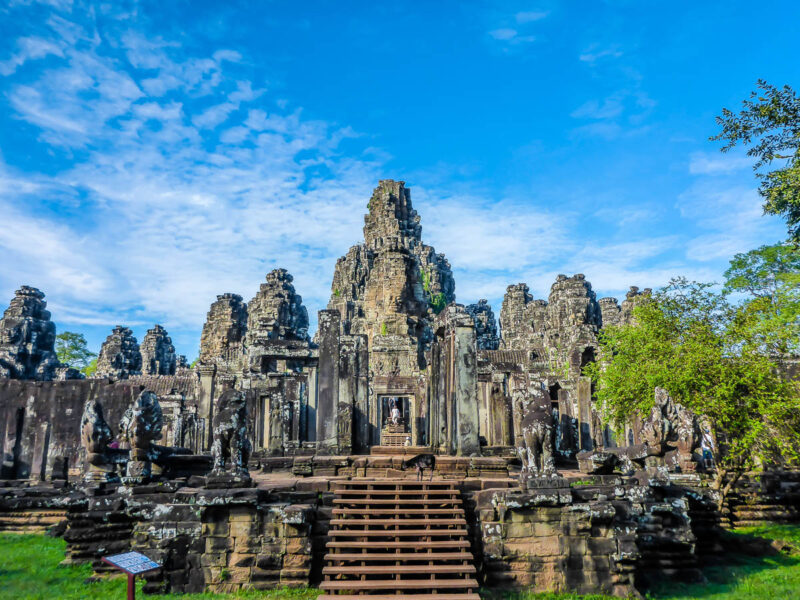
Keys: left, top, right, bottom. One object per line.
{"left": 320, "top": 479, "right": 479, "bottom": 599}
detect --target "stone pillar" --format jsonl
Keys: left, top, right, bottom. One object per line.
{"left": 306, "top": 365, "right": 318, "bottom": 442}
{"left": 197, "top": 364, "right": 217, "bottom": 452}
{"left": 340, "top": 335, "right": 368, "bottom": 454}
{"left": 577, "top": 377, "right": 594, "bottom": 451}
{"left": 454, "top": 319, "right": 481, "bottom": 456}
{"left": 558, "top": 388, "right": 577, "bottom": 455}
{"left": 316, "top": 310, "right": 340, "bottom": 455}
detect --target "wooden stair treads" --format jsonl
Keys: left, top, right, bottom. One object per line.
{"left": 320, "top": 479, "right": 477, "bottom": 598}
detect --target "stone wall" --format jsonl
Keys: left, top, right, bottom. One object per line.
{"left": 473, "top": 477, "right": 703, "bottom": 595}
{"left": 0, "top": 473, "right": 762, "bottom": 597}
{"left": 723, "top": 471, "right": 800, "bottom": 528}
{"left": 0, "top": 377, "right": 198, "bottom": 480}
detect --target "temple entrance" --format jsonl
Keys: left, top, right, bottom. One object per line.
{"left": 379, "top": 395, "right": 411, "bottom": 447}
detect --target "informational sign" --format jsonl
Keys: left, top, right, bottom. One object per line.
{"left": 103, "top": 551, "right": 161, "bottom": 575}
{"left": 101, "top": 551, "right": 161, "bottom": 600}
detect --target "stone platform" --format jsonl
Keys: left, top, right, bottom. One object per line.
{"left": 259, "top": 453, "right": 516, "bottom": 480}
{"left": 0, "top": 470, "right": 739, "bottom": 597}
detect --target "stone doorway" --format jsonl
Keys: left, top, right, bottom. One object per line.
{"left": 378, "top": 395, "right": 412, "bottom": 447}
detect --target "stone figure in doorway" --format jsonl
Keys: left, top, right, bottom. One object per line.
{"left": 390, "top": 399, "right": 402, "bottom": 426}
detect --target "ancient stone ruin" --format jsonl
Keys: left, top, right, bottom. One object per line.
{"left": 96, "top": 326, "right": 142, "bottom": 379}
{"left": 0, "top": 286, "right": 62, "bottom": 380}
{"left": 0, "top": 180, "right": 798, "bottom": 598}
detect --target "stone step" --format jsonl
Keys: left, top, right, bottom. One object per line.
{"left": 332, "top": 508, "right": 464, "bottom": 516}
{"left": 325, "top": 552, "right": 473, "bottom": 562}
{"left": 330, "top": 518, "right": 467, "bottom": 527}
{"left": 329, "top": 528, "right": 468, "bottom": 537}
{"left": 319, "top": 578, "right": 479, "bottom": 591}
{"left": 319, "top": 595, "right": 480, "bottom": 600}
{"left": 333, "top": 498, "right": 462, "bottom": 505}
{"left": 327, "top": 540, "right": 471, "bottom": 549}
{"left": 323, "top": 478, "right": 476, "bottom": 598}
{"left": 337, "top": 489, "right": 460, "bottom": 496}
{"left": 336, "top": 480, "right": 457, "bottom": 487}
{"left": 323, "top": 564, "right": 476, "bottom": 575}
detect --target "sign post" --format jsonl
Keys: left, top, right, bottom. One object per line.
{"left": 101, "top": 551, "right": 161, "bottom": 600}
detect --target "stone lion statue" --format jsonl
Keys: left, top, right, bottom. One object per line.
{"left": 119, "top": 390, "right": 163, "bottom": 458}
{"left": 80, "top": 399, "right": 113, "bottom": 468}
{"left": 211, "top": 389, "right": 252, "bottom": 477}
{"left": 515, "top": 385, "right": 557, "bottom": 478}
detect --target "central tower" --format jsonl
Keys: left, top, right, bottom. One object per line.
{"left": 326, "top": 180, "right": 456, "bottom": 448}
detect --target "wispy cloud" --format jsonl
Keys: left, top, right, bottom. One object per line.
{"left": 486, "top": 7, "right": 549, "bottom": 49}
{"left": 579, "top": 44, "right": 624, "bottom": 64}
{"left": 0, "top": 4, "right": 381, "bottom": 346}
{"left": 515, "top": 11, "right": 549, "bottom": 24}
{"left": 570, "top": 90, "right": 655, "bottom": 139}
{"left": 488, "top": 28, "right": 536, "bottom": 45}
{"left": 688, "top": 151, "right": 752, "bottom": 175}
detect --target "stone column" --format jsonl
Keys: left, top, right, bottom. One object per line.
{"left": 197, "top": 364, "right": 217, "bottom": 452}
{"left": 316, "top": 310, "right": 340, "bottom": 455}
{"left": 306, "top": 365, "right": 318, "bottom": 442}
{"left": 453, "top": 319, "right": 481, "bottom": 456}
{"left": 340, "top": 335, "right": 368, "bottom": 454}
{"left": 577, "top": 377, "right": 594, "bottom": 451}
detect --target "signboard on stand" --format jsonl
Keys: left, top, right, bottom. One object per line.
{"left": 101, "top": 551, "right": 161, "bottom": 600}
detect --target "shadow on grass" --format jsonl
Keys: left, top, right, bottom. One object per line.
{"left": 645, "top": 527, "right": 800, "bottom": 600}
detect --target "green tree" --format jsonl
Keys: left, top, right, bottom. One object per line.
{"left": 724, "top": 241, "right": 800, "bottom": 355}
{"left": 55, "top": 332, "right": 97, "bottom": 371}
{"left": 711, "top": 80, "right": 800, "bottom": 241}
{"left": 585, "top": 277, "right": 800, "bottom": 503}
{"left": 81, "top": 358, "right": 98, "bottom": 378}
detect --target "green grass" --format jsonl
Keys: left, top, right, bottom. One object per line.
{"left": 1, "top": 526, "right": 800, "bottom": 600}
{"left": 646, "top": 526, "right": 800, "bottom": 600}
{"left": 0, "top": 534, "right": 320, "bottom": 600}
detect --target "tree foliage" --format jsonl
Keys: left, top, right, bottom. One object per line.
{"left": 55, "top": 332, "right": 97, "bottom": 371}
{"left": 711, "top": 80, "right": 800, "bottom": 241}
{"left": 724, "top": 241, "right": 800, "bottom": 355}
{"left": 81, "top": 358, "right": 97, "bottom": 378}
{"left": 585, "top": 263, "right": 800, "bottom": 496}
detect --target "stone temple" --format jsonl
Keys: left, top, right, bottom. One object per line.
{"left": 0, "top": 180, "right": 798, "bottom": 598}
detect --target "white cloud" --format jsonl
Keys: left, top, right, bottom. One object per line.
{"left": 579, "top": 44, "right": 624, "bottom": 64}
{"left": 571, "top": 96, "right": 625, "bottom": 120}
{"left": 0, "top": 7, "right": 382, "bottom": 350}
{"left": 677, "top": 182, "right": 784, "bottom": 262}
{"left": 0, "top": 36, "right": 64, "bottom": 75}
{"left": 515, "top": 11, "right": 548, "bottom": 24}
{"left": 570, "top": 90, "right": 655, "bottom": 138}
{"left": 688, "top": 151, "right": 752, "bottom": 175}
{"left": 489, "top": 28, "right": 518, "bottom": 41}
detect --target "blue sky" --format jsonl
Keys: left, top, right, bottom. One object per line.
{"left": 0, "top": 0, "right": 797, "bottom": 360}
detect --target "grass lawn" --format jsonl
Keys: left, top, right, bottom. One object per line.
{"left": 0, "top": 534, "right": 320, "bottom": 600}
{"left": 0, "top": 526, "right": 798, "bottom": 600}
